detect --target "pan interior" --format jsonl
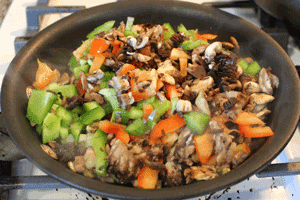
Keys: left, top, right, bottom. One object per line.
{"left": 1, "top": 1, "right": 299, "bottom": 199}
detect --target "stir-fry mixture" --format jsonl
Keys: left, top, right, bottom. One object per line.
{"left": 26, "top": 17, "right": 279, "bottom": 189}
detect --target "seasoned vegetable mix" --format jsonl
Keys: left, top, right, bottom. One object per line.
{"left": 26, "top": 17, "right": 279, "bottom": 189}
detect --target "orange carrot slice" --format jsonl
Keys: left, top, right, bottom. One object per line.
{"left": 156, "top": 79, "right": 164, "bottom": 91}
{"left": 196, "top": 33, "right": 218, "bottom": 40}
{"left": 234, "top": 142, "right": 251, "bottom": 156}
{"left": 149, "top": 115, "right": 185, "bottom": 145}
{"left": 115, "top": 129, "right": 130, "bottom": 144}
{"left": 33, "top": 59, "right": 55, "bottom": 89}
{"left": 234, "top": 112, "right": 265, "bottom": 125}
{"left": 143, "top": 103, "right": 154, "bottom": 120}
{"left": 206, "top": 155, "right": 218, "bottom": 166}
{"left": 89, "top": 38, "right": 110, "bottom": 56}
{"left": 165, "top": 84, "right": 183, "bottom": 99}
{"left": 137, "top": 166, "right": 160, "bottom": 189}
{"left": 117, "top": 64, "right": 136, "bottom": 76}
{"left": 239, "top": 124, "right": 274, "bottom": 138}
{"left": 89, "top": 54, "right": 105, "bottom": 74}
{"left": 194, "top": 132, "right": 214, "bottom": 164}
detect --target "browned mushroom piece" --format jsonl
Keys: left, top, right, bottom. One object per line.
{"left": 230, "top": 36, "right": 240, "bottom": 49}
{"left": 59, "top": 72, "right": 70, "bottom": 85}
{"left": 221, "top": 42, "right": 235, "bottom": 49}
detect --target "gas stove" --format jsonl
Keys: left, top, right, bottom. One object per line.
{"left": 0, "top": 0, "right": 299, "bottom": 199}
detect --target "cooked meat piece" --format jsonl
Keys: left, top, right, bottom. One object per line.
{"left": 117, "top": 21, "right": 125, "bottom": 33}
{"left": 157, "top": 59, "right": 182, "bottom": 79}
{"left": 190, "top": 76, "right": 214, "bottom": 96}
{"left": 86, "top": 69, "right": 105, "bottom": 83}
{"left": 65, "top": 95, "right": 89, "bottom": 110}
{"left": 258, "top": 68, "right": 279, "bottom": 95}
{"left": 195, "top": 91, "right": 211, "bottom": 116}
{"left": 250, "top": 93, "right": 274, "bottom": 105}
{"left": 256, "top": 108, "right": 271, "bottom": 120}
{"left": 184, "top": 165, "right": 218, "bottom": 184}
{"left": 167, "top": 126, "right": 195, "bottom": 164}
{"left": 84, "top": 92, "right": 104, "bottom": 104}
{"left": 187, "top": 63, "right": 206, "bottom": 79}
{"left": 41, "top": 144, "right": 58, "bottom": 160}
{"left": 159, "top": 72, "right": 176, "bottom": 85}
{"left": 110, "top": 75, "right": 130, "bottom": 95}
{"left": 192, "top": 44, "right": 208, "bottom": 55}
{"left": 221, "top": 42, "right": 235, "bottom": 49}
{"left": 165, "top": 161, "right": 183, "bottom": 186}
{"left": 156, "top": 91, "right": 168, "bottom": 101}
{"left": 59, "top": 72, "right": 70, "bottom": 85}
{"left": 176, "top": 100, "right": 192, "bottom": 113}
{"left": 118, "top": 92, "right": 135, "bottom": 109}
{"left": 232, "top": 150, "right": 249, "bottom": 165}
{"left": 108, "top": 139, "right": 139, "bottom": 181}
{"left": 73, "top": 156, "right": 85, "bottom": 173}
{"left": 84, "top": 147, "right": 97, "bottom": 170}
{"left": 213, "top": 132, "right": 234, "bottom": 165}
{"left": 243, "top": 81, "right": 261, "bottom": 94}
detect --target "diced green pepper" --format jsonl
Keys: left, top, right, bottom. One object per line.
{"left": 56, "top": 106, "right": 73, "bottom": 127}
{"left": 244, "top": 61, "right": 261, "bottom": 78}
{"left": 46, "top": 83, "right": 78, "bottom": 97}
{"left": 83, "top": 101, "right": 100, "bottom": 113}
{"left": 80, "top": 106, "right": 106, "bottom": 125}
{"left": 124, "top": 17, "right": 136, "bottom": 37}
{"left": 200, "top": 40, "right": 209, "bottom": 45}
{"left": 136, "top": 95, "right": 157, "bottom": 110}
{"left": 59, "top": 126, "right": 69, "bottom": 139}
{"left": 125, "top": 118, "right": 145, "bottom": 136}
{"left": 149, "top": 100, "right": 171, "bottom": 122}
{"left": 91, "top": 129, "right": 108, "bottom": 176}
{"left": 68, "top": 56, "right": 80, "bottom": 72}
{"left": 72, "top": 106, "right": 83, "bottom": 115}
{"left": 182, "top": 40, "right": 201, "bottom": 50}
{"left": 99, "top": 88, "right": 119, "bottom": 110}
{"left": 102, "top": 103, "right": 113, "bottom": 114}
{"left": 150, "top": 98, "right": 162, "bottom": 110}
{"left": 42, "top": 113, "right": 61, "bottom": 144}
{"left": 51, "top": 104, "right": 59, "bottom": 112}
{"left": 36, "top": 124, "right": 43, "bottom": 135}
{"left": 162, "top": 23, "right": 175, "bottom": 41}
{"left": 128, "top": 106, "right": 144, "bottom": 119}
{"left": 237, "top": 59, "right": 249, "bottom": 72}
{"left": 144, "top": 120, "right": 157, "bottom": 134}
{"left": 99, "top": 71, "right": 115, "bottom": 89}
{"left": 171, "top": 97, "right": 179, "bottom": 114}
{"left": 70, "top": 121, "right": 84, "bottom": 145}
{"left": 87, "top": 20, "right": 115, "bottom": 39}
{"left": 110, "top": 111, "right": 116, "bottom": 122}
{"left": 115, "top": 109, "right": 130, "bottom": 124}
{"left": 27, "top": 89, "right": 57, "bottom": 124}
{"left": 184, "top": 111, "right": 211, "bottom": 135}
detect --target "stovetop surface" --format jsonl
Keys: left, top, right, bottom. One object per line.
{"left": 0, "top": 0, "right": 300, "bottom": 199}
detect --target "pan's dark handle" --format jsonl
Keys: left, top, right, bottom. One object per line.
{"left": 256, "top": 162, "right": 300, "bottom": 178}
{"left": 0, "top": 113, "right": 26, "bottom": 161}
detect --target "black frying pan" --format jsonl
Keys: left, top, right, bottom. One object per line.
{"left": 1, "top": 1, "right": 300, "bottom": 199}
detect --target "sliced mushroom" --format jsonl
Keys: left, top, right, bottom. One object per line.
{"left": 244, "top": 81, "right": 260, "bottom": 94}
{"left": 195, "top": 91, "right": 211, "bottom": 116}
{"left": 190, "top": 76, "right": 214, "bottom": 96}
{"left": 86, "top": 69, "right": 105, "bottom": 83}
{"left": 59, "top": 72, "right": 70, "bottom": 85}
{"left": 84, "top": 147, "right": 97, "bottom": 170}
{"left": 205, "top": 42, "right": 222, "bottom": 63}
{"left": 159, "top": 73, "right": 176, "bottom": 85}
{"left": 250, "top": 93, "right": 275, "bottom": 105}
{"left": 118, "top": 92, "right": 135, "bottom": 109}
{"left": 176, "top": 100, "right": 192, "bottom": 113}
{"left": 187, "top": 63, "right": 206, "bottom": 79}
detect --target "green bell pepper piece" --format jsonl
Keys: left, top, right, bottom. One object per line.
{"left": 83, "top": 101, "right": 100, "bottom": 113}
{"left": 125, "top": 118, "right": 145, "bottom": 136}
{"left": 27, "top": 89, "right": 57, "bottom": 124}
{"left": 115, "top": 109, "right": 130, "bottom": 124}
{"left": 80, "top": 106, "right": 106, "bottom": 125}
{"left": 100, "top": 71, "right": 115, "bottom": 89}
{"left": 128, "top": 106, "right": 144, "bottom": 119}
{"left": 171, "top": 97, "right": 179, "bottom": 114}
{"left": 102, "top": 103, "right": 113, "bottom": 114}
{"left": 182, "top": 40, "right": 201, "bottom": 50}
{"left": 244, "top": 61, "right": 261, "bottom": 78}
{"left": 150, "top": 98, "right": 162, "bottom": 109}
{"left": 56, "top": 106, "right": 73, "bottom": 127}
{"left": 148, "top": 100, "right": 171, "bottom": 122}
{"left": 136, "top": 95, "right": 157, "bottom": 110}
{"left": 70, "top": 121, "right": 84, "bottom": 145}
{"left": 184, "top": 111, "right": 211, "bottom": 135}
{"left": 36, "top": 124, "right": 43, "bottom": 135}
{"left": 87, "top": 20, "right": 115, "bottom": 39}
{"left": 162, "top": 23, "right": 175, "bottom": 41}
{"left": 42, "top": 113, "right": 61, "bottom": 144}
{"left": 72, "top": 106, "right": 83, "bottom": 115}
{"left": 237, "top": 59, "right": 249, "bottom": 72}
{"left": 91, "top": 129, "right": 108, "bottom": 176}
{"left": 59, "top": 126, "right": 69, "bottom": 139}
{"left": 68, "top": 56, "right": 80, "bottom": 72}
{"left": 46, "top": 83, "right": 78, "bottom": 97}
{"left": 99, "top": 88, "right": 119, "bottom": 111}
